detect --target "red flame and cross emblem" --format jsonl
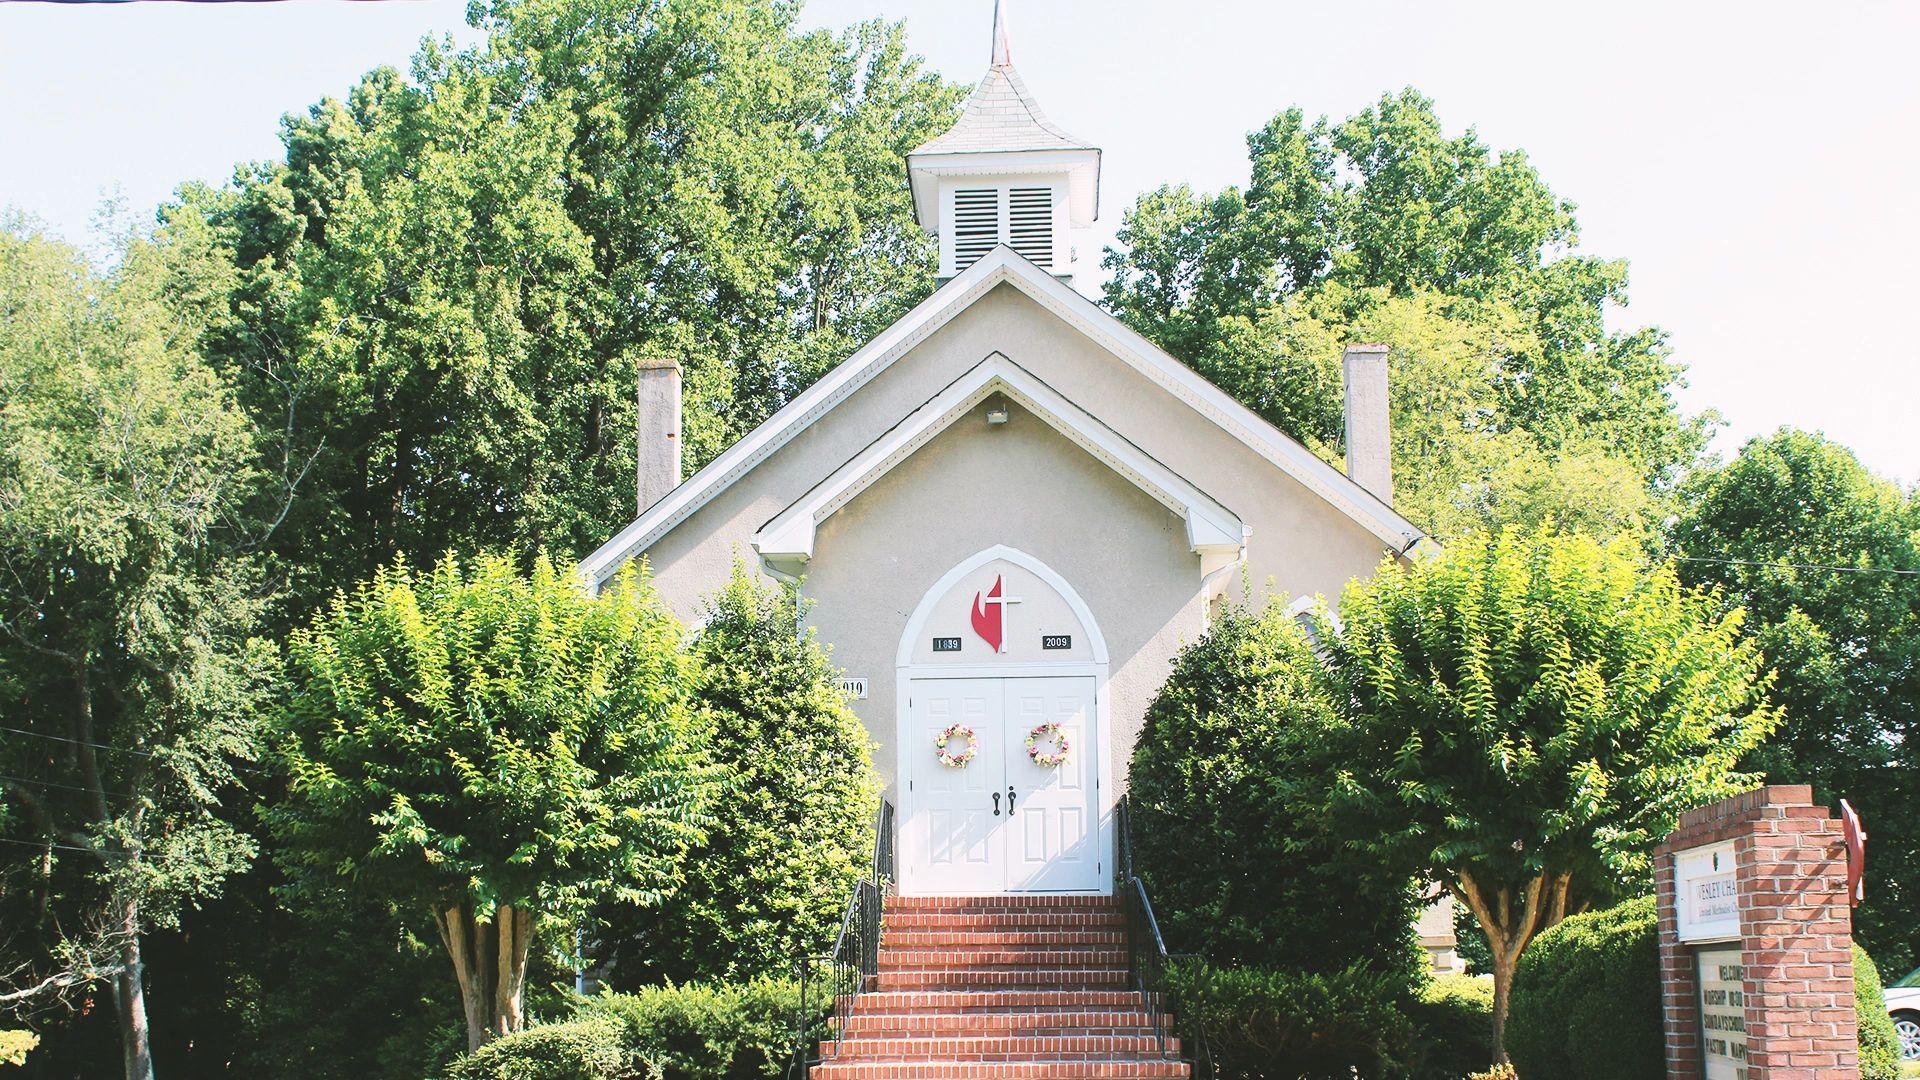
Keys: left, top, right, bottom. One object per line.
{"left": 969, "top": 574, "right": 1022, "bottom": 653}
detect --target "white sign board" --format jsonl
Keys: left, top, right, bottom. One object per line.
{"left": 1676, "top": 841, "right": 1740, "bottom": 942}
{"left": 1697, "top": 946, "right": 1749, "bottom": 1080}
{"left": 840, "top": 677, "right": 869, "bottom": 701}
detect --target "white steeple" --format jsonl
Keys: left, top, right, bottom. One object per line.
{"left": 907, "top": 0, "right": 1101, "bottom": 280}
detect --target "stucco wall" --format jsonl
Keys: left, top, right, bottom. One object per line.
{"left": 625, "top": 280, "right": 1396, "bottom": 790}
{"left": 804, "top": 397, "right": 1203, "bottom": 790}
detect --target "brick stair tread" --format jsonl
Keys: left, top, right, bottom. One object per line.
{"left": 886, "top": 931, "right": 1125, "bottom": 947}
{"left": 824, "top": 1039, "right": 1180, "bottom": 1062}
{"left": 846, "top": 990, "right": 1147, "bottom": 1011}
{"left": 806, "top": 1053, "right": 1182, "bottom": 1068}
{"left": 877, "top": 971, "right": 1129, "bottom": 990}
{"left": 884, "top": 895, "right": 1119, "bottom": 911}
{"left": 841, "top": 1012, "right": 1168, "bottom": 1035}
{"left": 881, "top": 949, "right": 1128, "bottom": 967}
{"left": 885, "top": 913, "right": 1126, "bottom": 931}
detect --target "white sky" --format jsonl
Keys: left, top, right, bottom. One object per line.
{"left": 2, "top": 0, "right": 1914, "bottom": 486}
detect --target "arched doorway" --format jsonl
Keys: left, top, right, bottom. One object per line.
{"left": 893, "top": 545, "right": 1110, "bottom": 895}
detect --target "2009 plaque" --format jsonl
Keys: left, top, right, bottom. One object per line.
{"left": 1041, "top": 635, "right": 1072, "bottom": 650}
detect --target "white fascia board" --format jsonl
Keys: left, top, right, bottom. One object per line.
{"left": 580, "top": 247, "right": 1430, "bottom": 586}
{"left": 752, "top": 353, "right": 1245, "bottom": 564}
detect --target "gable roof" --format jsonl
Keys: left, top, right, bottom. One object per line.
{"left": 579, "top": 246, "right": 1433, "bottom": 586}
{"left": 753, "top": 351, "right": 1247, "bottom": 565}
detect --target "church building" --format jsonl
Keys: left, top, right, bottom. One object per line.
{"left": 581, "top": 5, "right": 1431, "bottom": 902}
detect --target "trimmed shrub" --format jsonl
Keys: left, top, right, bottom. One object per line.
{"left": 1166, "top": 960, "right": 1417, "bottom": 1079}
{"left": 602, "top": 565, "right": 881, "bottom": 985}
{"left": 1128, "top": 604, "right": 1422, "bottom": 979}
{"left": 445, "top": 1017, "right": 630, "bottom": 1080}
{"left": 579, "top": 978, "right": 822, "bottom": 1080}
{"left": 1406, "top": 974, "right": 1494, "bottom": 1079}
{"left": 1506, "top": 896, "right": 1661, "bottom": 1080}
{"left": 1858, "top": 944, "right": 1903, "bottom": 1080}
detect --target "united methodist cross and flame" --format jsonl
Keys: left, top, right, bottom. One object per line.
{"left": 970, "top": 575, "right": 1007, "bottom": 653}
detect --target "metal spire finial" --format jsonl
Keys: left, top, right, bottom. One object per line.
{"left": 990, "top": 0, "right": 1011, "bottom": 66}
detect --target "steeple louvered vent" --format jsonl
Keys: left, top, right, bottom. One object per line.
{"left": 1008, "top": 187, "right": 1053, "bottom": 267}
{"left": 942, "top": 183, "right": 1063, "bottom": 276}
{"left": 952, "top": 188, "right": 1000, "bottom": 272}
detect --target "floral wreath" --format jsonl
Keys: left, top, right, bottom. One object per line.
{"left": 1025, "top": 722, "right": 1070, "bottom": 768}
{"left": 934, "top": 723, "right": 978, "bottom": 768}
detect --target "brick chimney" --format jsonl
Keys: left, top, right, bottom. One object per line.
{"left": 1342, "top": 343, "right": 1392, "bottom": 504}
{"left": 636, "top": 357, "right": 682, "bottom": 514}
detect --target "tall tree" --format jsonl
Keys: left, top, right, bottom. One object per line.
{"left": 1102, "top": 90, "right": 1708, "bottom": 537}
{"left": 175, "top": 0, "right": 965, "bottom": 615}
{"left": 1670, "top": 429, "right": 1920, "bottom": 970}
{"left": 268, "top": 553, "right": 720, "bottom": 1051}
{"left": 1311, "top": 527, "right": 1781, "bottom": 1060}
{"left": 0, "top": 221, "right": 277, "bottom": 1080}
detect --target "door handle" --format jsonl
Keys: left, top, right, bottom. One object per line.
{"left": 1006, "top": 786, "right": 1016, "bottom": 814}
{"left": 991, "top": 792, "right": 1001, "bottom": 816}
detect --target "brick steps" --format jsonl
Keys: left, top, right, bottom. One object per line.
{"left": 812, "top": 895, "right": 1188, "bottom": 1080}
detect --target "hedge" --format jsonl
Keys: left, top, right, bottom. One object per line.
{"left": 1506, "top": 896, "right": 1663, "bottom": 1080}
{"left": 1509, "top": 896, "right": 1903, "bottom": 1080}
{"left": 1128, "top": 604, "right": 1422, "bottom": 979}
{"left": 1166, "top": 960, "right": 1417, "bottom": 1079}
{"left": 446, "top": 978, "right": 824, "bottom": 1080}
{"left": 1405, "top": 974, "right": 1494, "bottom": 1078}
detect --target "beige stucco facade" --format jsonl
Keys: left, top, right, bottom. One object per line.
{"left": 615, "top": 277, "right": 1405, "bottom": 801}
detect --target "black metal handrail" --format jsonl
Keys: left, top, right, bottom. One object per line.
{"left": 1116, "top": 796, "right": 1214, "bottom": 1079}
{"left": 792, "top": 799, "right": 894, "bottom": 1079}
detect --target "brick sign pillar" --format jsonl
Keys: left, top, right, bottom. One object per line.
{"left": 1655, "top": 784, "right": 1859, "bottom": 1080}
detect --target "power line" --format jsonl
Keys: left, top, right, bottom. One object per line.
{"left": 0, "top": 836, "right": 132, "bottom": 861}
{"left": 0, "top": 773, "right": 133, "bottom": 801}
{"left": 1672, "top": 556, "right": 1920, "bottom": 578}
{"left": 0, "top": 726, "right": 160, "bottom": 760}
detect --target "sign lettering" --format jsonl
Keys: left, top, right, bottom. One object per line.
{"left": 932, "top": 637, "right": 962, "bottom": 653}
{"left": 1042, "top": 635, "right": 1072, "bottom": 650}
{"left": 1698, "top": 947, "right": 1749, "bottom": 1080}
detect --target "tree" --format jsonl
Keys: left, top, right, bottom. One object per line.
{"left": 1311, "top": 527, "right": 1782, "bottom": 1060}
{"left": 601, "top": 564, "right": 880, "bottom": 985}
{"left": 1101, "top": 90, "right": 1709, "bottom": 536}
{"left": 267, "top": 553, "right": 721, "bottom": 1050}
{"left": 174, "top": 0, "right": 966, "bottom": 613}
{"left": 0, "top": 220, "right": 278, "bottom": 1080}
{"left": 1126, "top": 602, "right": 1422, "bottom": 981}
{"left": 1669, "top": 429, "right": 1920, "bottom": 970}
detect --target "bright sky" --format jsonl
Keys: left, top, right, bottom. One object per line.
{"left": 3, "top": 1, "right": 1914, "bottom": 486}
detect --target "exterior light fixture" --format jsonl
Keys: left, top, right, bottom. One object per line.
{"left": 986, "top": 402, "right": 1010, "bottom": 425}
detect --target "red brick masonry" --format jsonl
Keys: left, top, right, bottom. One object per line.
{"left": 811, "top": 895, "right": 1190, "bottom": 1079}
{"left": 1656, "top": 785, "right": 1859, "bottom": 1080}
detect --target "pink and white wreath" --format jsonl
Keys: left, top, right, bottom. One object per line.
{"left": 934, "top": 723, "right": 978, "bottom": 768}
{"left": 1025, "top": 722, "right": 1070, "bottom": 768}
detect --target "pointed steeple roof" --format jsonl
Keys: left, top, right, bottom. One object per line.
{"left": 911, "top": 0, "right": 1094, "bottom": 157}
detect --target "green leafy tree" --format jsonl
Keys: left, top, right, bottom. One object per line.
{"left": 1127, "top": 603, "right": 1421, "bottom": 980}
{"left": 0, "top": 221, "right": 277, "bottom": 1080}
{"left": 174, "top": 0, "right": 965, "bottom": 612}
{"left": 602, "top": 564, "right": 880, "bottom": 985}
{"left": 1102, "top": 90, "right": 1708, "bottom": 537}
{"left": 1670, "top": 429, "right": 1920, "bottom": 970}
{"left": 1312, "top": 527, "right": 1781, "bottom": 1060}
{"left": 268, "top": 553, "right": 720, "bottom": 1050}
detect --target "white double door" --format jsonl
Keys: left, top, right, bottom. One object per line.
{"left": 903, "top": 675, "right": 1102, "bottom": 895}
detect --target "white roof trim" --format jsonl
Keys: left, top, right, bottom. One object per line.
{"left": 579, "top": 246, "right": 1431, "bottom": 586}
{"left": 752, "top": 353, "right": 1246, "bottom": 563}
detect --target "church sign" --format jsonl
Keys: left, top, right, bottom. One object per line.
{"left": 1674, "top": 841, "right": 1739, "bottom": 943}
{"left": 1696, "top": 947, "right": 1749, "bottom": 1080}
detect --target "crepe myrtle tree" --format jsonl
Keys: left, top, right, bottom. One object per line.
{"left": 1311, "top": 526, "right": 1782, "bottom": 1062}
{"left": 268, "top": 552, "right": 721, "bottom": 1051}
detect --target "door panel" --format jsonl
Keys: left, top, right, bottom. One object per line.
{"left": 903, "top": 675, "right": 1102, "bottom": 895}
{"left": 904, "top": 679, "right": 1003, "bottom": 895}
{"left": 1005, "top": 677, "right": 1101, "bottom": 892}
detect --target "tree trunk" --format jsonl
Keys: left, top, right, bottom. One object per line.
{"left": 1451, "top": 869, "right": 1570, "bottom": 1066}
{"left": 113, "top": 899, "right": 154, "bottom": 1080}
{"left": 435, "top": 903, "right": 536, "bottom": 1052}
